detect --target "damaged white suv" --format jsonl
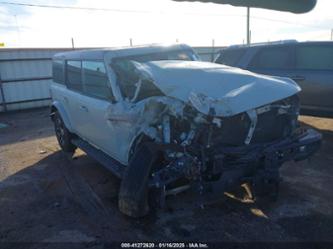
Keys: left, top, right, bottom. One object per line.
{"left": 50, "top": 44, "right": 321, "bottom": 217}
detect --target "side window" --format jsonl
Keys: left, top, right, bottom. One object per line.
{"left": 82, "top": 61, "right": 115, "bottom": 100}
{"left": 296, "top": 45, "right": 333, "bottom": 70}
{"left": 67, "top": 60, "right": 82, "bottom": 91}
{"left": 52, "top": 60, "right": 65, "bottom": 84}
{"left": 215, "top": 49, "right": 246, "bottom": 66}
{"left": 249, "top": 46, "right": 293, "bottom": 70}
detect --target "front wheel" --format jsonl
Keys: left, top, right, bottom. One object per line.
{"left": 118, "top": 143, "right": 159, "bottom": 217}
{"left": 53, "top": 111, "right": 76, "bottom": 153}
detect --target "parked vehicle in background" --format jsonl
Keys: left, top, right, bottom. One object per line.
{"left": 50, "top": 44, "right": 321, "bottom": 218}
{"left": 215, "top": 41, "right": 333, "bottom": 117}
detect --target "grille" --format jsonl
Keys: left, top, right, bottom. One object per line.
{"left": 211, "top": 95, "right": 299, "bottom": 146}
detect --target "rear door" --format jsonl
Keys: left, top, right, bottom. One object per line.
{"left": 293, "top": 44, "right": 333, "bottom": 111}
{"left": 65, "top": 60, "right": 88, "bottom": 136}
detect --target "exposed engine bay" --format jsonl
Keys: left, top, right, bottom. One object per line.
{"left": 135, "top": 94, "right": 318, "bottom": 205}
{"left": 110, "top": 59, "right": 322, "bottom": 214}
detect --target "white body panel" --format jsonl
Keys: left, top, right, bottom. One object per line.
{"left": 143, "top": 60, "right": 301, "bottom": 117}
{"left": 51, "top": 46, "right": 302, "bottom": 166}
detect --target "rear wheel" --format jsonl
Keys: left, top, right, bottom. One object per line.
{"left": 53, "top": 111, "right": 76, "bottom": 153}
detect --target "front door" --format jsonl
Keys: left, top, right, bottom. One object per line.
{"left": 78, "top": 60, "right": 134, "bottom": 164}
{"left": 293, "top": 44, "right": 333, "bottom": 111}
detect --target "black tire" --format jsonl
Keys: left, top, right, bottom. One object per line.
{"left": 118, "top": 143, "right": 158, "bottom": 217}
{"left": 53, "top": 111, "right": 76, "bottom": 153}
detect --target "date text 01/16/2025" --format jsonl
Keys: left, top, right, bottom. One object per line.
{"left": 120, "top": 242, "right": 209, "bottom": 248}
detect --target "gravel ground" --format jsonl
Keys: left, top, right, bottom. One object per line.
{"left": 0, "top": 108, "right": 332, "bottom": 248}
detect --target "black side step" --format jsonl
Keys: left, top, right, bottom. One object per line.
{"left": 71, "top": 138, "right": 125, "bottom": 178}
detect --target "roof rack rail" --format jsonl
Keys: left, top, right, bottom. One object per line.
{"left": 228, "top": 39, "right": 298, "bottom": 48}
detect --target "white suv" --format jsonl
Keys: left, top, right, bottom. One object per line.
{"left": 50, "top": 44, "right": 321, "bottom": 217}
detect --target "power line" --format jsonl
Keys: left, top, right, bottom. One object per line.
{"left": 0, "top": 1, "right": 246, "bottom": 17}
{"left": 0, "top": 1, "right": 243, "bottom": 16}
{"left": 0, "top": 1, "right": 330, "bottom": 30}
{"left": 0, "top": 1, "right": 152, "bottom": 13}
{"left": 0, "top": 1, "right": 246, "bottom": 20}
{"left": 251, "top": 15, "right": 330, "bottom": 30}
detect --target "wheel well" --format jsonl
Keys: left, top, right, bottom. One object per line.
{"left": 128, "top": 134, "right": 166, "bottom": 173}
{"left": 128, "top": 134, "right": 152, "bottom": 163}
{"left": 51, "top": 105, "right": 76, "bottom": 139}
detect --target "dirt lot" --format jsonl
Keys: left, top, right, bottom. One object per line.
{"left": 0, "top": 108, "right": 333, "bottom": 247}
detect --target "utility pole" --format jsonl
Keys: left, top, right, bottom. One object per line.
{"left": 246, "top": 7, "right": 250, "bottom": 44}
{"left": 129, "top": 38, "right": 133, "bottom": 47}
{"left": 211, "top": 39, "right": 215, "bottom": 62}
{"left": 71, "top": 38, "right": 75, "bottom": 49}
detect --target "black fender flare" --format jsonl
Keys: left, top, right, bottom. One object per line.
{"left": 50, "top": 101, "right": 74, "bottom": 133}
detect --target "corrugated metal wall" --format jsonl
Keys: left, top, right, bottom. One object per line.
{"left": 0, "top": 46, "right": 225, "bottom": 112}
{"left": 0, "top": 48, "right": 72, "bottom": 112}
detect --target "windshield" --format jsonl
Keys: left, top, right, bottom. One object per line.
{"left": 113, "top": 49, "right": 199, "bottom": 64}
{"left": 111, "top": 49, "right": 198, "bottom": 102}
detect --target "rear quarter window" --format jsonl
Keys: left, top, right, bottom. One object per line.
{"left": 296, "top": 45, "right": 333, "bottom": 70}
{"left": 52, "top": 60, "right": 65, "bottom": 84}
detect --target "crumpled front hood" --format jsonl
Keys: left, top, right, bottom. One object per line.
{"left": 141, "top": 60, "right": 301, "bottom": 117}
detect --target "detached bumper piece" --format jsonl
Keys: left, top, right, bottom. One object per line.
{"left": 290, "top": 128, "right": 322, "bottom": 161}
{"left": 206, "top": 128, "right": 321, "bottom": 203}
{"left": 151, "top": 128, "right": 322, "bottom": 204}
{"left": 263, "top": 128, "right": 321, "bottom": 163}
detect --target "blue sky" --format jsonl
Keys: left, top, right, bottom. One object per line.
{"left": 0, "top": 0, "right": 332, "bottom": 48}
